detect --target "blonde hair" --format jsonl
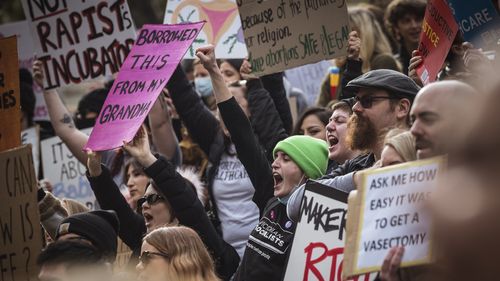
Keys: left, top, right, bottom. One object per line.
{"left": 348, "top": 6, "right": 394, "bottom": 72}
{"left": 384, "top": 129, "right": 417, "bottom": 162}
{"left": 143, "top": 226, "right": 220, "bottom": 281}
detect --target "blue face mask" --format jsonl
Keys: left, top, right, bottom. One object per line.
{"left": 195, "top": 77, "right": 213, "bottom": 97}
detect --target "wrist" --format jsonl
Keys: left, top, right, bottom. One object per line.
{"left": 137, "top": 152, "right": 157, "bottom": 168}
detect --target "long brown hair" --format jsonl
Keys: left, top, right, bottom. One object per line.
{"left": 143, "top": 226, "right": 220, "bottom": 281}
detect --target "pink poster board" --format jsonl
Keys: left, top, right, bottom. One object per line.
{"left": 84, "top": 22, "right": 204, "bottom": 151}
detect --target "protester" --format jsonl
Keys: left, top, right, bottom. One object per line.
{"left": 326, "top": 100, "right": 362, "bottom": 173}
{"left": 38, "top": 240, "right": 113, "bottom": 281}
{"left": 292, "top": 107, "right": 332, "bottom": 141}
{"left": 196, "top": 44, "right": 329, "bottom": 280}
{"left": 385, "top": 0, "right": 426, "bottom": 74}
{"left": 378, "top": 80, "right": 477, "bottom": 281}
{"left": 87, "top": 127, "right": 239, "bottom": 280}
{"left": 137, "top": 226, "right": 220, "bottom": 281}
{"left": 349, "top": 5, "right": 400, "bottom": 73}
{"left": 55, "top": 210, "right": 120, "bottom": 263}
{"left": 165, "top": 55, "right": 290, "bottom": 259}
{"left": 219, "top": 59, "right": 243, "bottom": 83}
{"left": 380, "top": 129, "right": 416, "bottom": 167}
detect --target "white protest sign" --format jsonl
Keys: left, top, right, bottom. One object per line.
{"left": 41, "top": 128, "right": 97, "bottom": 209}
{"left": 347, "top": 158, "right": 445, "bottom": 276}
{"left": 164, "top": 0, "right": 247, "bottom": 58}
{"left": 20, "top": 0, "right": 136, "bottom": 89}
{"left": 285, "top": 60, "right": 332, "bottom": 105}
{"left": 237, "top": 0, "right": 349, "bottom": 76}
{"left": 284, "top": 181, "right": 376, "bottom": 281}
{"left": 0, "top": 21, "right": 49, "bottom": 121}
{"left": 21, "top": 126, "right": 40, "bottom": 178}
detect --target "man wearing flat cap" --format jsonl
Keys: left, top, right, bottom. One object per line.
{"left": 323, "top": 69, "right": 421, "bottom": 178}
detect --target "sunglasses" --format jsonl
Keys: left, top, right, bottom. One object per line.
{"left": 349, "top": 95, "right": 400, "bottom": 109}
{"left": 137, "top": 193, "right": 164, "bottom": 208}
{"left": 139, "top": 251, "right": 169, "bottom": 265}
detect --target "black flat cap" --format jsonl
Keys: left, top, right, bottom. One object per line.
{"left": 345, "top": 69, "right": 421, "bottom": 99}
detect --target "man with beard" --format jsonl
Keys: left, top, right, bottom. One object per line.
{"left": 287, "top": 69, "right": 419, "bottom": 221}
{"left": 324, "top": 69, "right": 420, "bottom": 179}
{"left": 379, "top": 80, "right": 477, "bottom": 281}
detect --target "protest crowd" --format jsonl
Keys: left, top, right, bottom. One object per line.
{"left": 1, "top": 0, "right": 500, "bottom": 280}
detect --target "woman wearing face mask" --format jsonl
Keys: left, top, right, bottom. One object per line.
{"left": 196, "top": 45, "right": 329, "bottom": 280}
{"left": 137, "top": 226, "right": 220, "bottom": 281}
{"left": 86, "top": 128, "right": 240, "bottom": 280}
{"left": 166, "top": 54, "right": 291, "bottom": 259}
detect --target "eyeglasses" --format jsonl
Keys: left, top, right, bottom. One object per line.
{"left": 137, "top": 193, "right": 164, "bottom": 207}
{"left": 350, "top": 95, "right": 400, "bottom": 109}
{"left": 139, "top": 251, "right": 169, "bottom": 265}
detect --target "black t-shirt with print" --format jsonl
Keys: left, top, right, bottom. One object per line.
{"left": 234, "top": 199, "right": 296, "bottom": 281}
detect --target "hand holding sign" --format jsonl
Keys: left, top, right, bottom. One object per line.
{"left": 408, "top": 51, "right": 424, "bottom": 87}
{"left": 86, "top": 150, "right": 102, "bottom": 177}
{"left": 347, "top": 31, "right": 361, "bottom": 61}
{"left": 122, "top": 126, "right": 156, "bottom": 168}
{"left": 380, "top": 246, "right": 405, "bottom": 281}
{"left": 32, "top": 60, "right": 44, "bottom": 88}
{"left": 239, "top": 59, "right": 258, "bottom": 81}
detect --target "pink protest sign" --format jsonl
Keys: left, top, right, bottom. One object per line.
{"left": 84, "top": 22, "right": 205, "bottom": 151}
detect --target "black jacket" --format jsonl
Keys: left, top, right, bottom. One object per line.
{"left": 217, "top": 96, "right": 291, "bottom": 281}
{"left": 322, "top": 153, "right": 376, "bottom": 179}
{"left": 143, "top": 155, "right": 240, "bottom": 280}
{"left": 87, "top": 162, "right": 240, "bottom": 280}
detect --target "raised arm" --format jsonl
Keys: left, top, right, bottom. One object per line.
{"left": 33, "top": 60, "right": 89, "bottom": 164}
{"left": 166, "top": 64, "right": 220, "bottom": 155}
{"left": 86, "top": 150, "right": 146, "bottom": 250}
{"left": 148, "top": 89, "right": 182, "bottom": 166}
{"left": 196, "top": 45, "right": 274, "bottom": 213}
{"left": 122, "top": 127, "right": 240, "bottom": 280}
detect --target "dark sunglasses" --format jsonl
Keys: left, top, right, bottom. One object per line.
{"left": 137, "top": 193, "right": 164, "bottom": 208}
{"left": 139, "top": 251, "right": 169, "bottom": 265}
{"left": 349, "top": 95, "right": 400, "bottom": 109}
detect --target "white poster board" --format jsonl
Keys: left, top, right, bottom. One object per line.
{"left": 164, "top": 0, "right": 247, "bottom": 59}
{"left": 20, "top": 0, "right": 136, "bottom": 89}
{"left": 40, "top": 128, "right": 96, "bottom": 209}
{"left": 284, "top": 181, "right": 375, "bottom": 281}
{"left": 285, "top": 60, "right": 332, "bottom": 105}
{"left": 347, "top": 158, "right": 445, "bottom": 276}
{"left": 21, "top": 126, "right": 40, "bottom": 178}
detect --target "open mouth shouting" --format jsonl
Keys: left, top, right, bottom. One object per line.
{"left": 327, "top": 134, "right": 339, "bottom": 152}
{"left": 273, "top": 172, "right": 283, "bottom": 189}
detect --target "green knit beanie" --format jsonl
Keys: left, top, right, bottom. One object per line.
{"left": 273, "top": 135, "right": 329, "bottom": 180}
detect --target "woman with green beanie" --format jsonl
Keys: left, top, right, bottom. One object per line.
{"left": 196, "top": 45, "right": 329, "bottom": 280}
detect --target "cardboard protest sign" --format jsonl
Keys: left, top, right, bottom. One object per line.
{"left": 0, "top": 145, "right": 43, "bottom": 281}
{"left": 237, "top": 0, "right": 349, "bottom": 76}
{"left": 164, "top": 0, "right": 247, "bottom": 58}
{"left": 0, "top": 36, "right": 21, "bottom": 152}
{"left": 447, "top": 0, "right": 500, "bottom": 50}
{"left": 285, "top": 60, "right": 332, "bottom": 105}
{"left": 0, "top": 21, "right": 49, "bottom": 121}
{"left": 416, "top": 0, "right": 459, "bottom": 85}
{"left": 41, "top": 128, "right": 97, "bottom": 209}
{"left": 84, "top": 22, "right": 205, "bottom": 151}
{"left": 343, "top": 158, "right": 445, "bottom": 277}
{"left": 21, "top": 126, "right": 40, "bottom": 178}
{"left": 284, "top": 181, "right": 375, "bottom": 281}
{"left": 20, "top": 0, "right": 136, "bottom": 89}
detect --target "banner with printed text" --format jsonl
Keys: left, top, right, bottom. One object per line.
{"left": 416, "top": 0, "right": 458, "bottom": 85}
{"left": 0, "top": 145, "right": 42, "bottom": 281}
{"left": 164, "top": 0, "right": 247, "bottom": 58}
{"left": 447, "top": 0, "right": 500, "bottom": 50}
{"left": 344, "top": 158, "right": 445, "bottom": 277}
{"left": 20, "top": 0, "right": 136, "bottom": 89}
{"left": 84, "top": 22, "right": 205, "bottom": 151}
{"left": 0, "top": 21, "right": 49, "bottom": 120}
{"left": 237, "top": 0, "right": 349, "bottom": 76}
{"left": 0, "top": 36, "right": 21, "bottom": 152}
{"left": 284, "top": 181, "right": 375, "bottom": 281}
